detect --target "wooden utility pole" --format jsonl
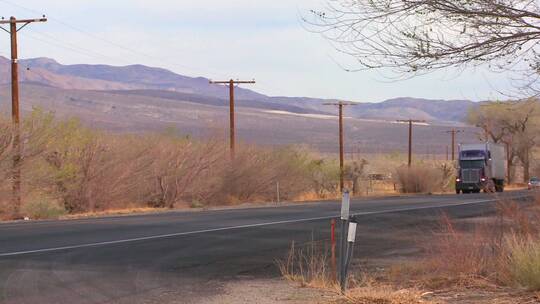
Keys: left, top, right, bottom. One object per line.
{"left": 324, "top": 102, "right": 356, "bottom": 193}
{"left": 209, "top": 79, "right": 255, "bottom": 159}
{"left": 0, "top": 16, "right": 47, "bottom": 217}
{"left": 397, "top": 119, "right": 426, "bottom": 167}
{"left": 445, "top": 129, "right": 464, "bottom": 161}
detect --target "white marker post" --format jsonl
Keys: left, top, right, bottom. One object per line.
{"left": 341, "top": 190, "right": 350, "bottom": 221}
{"left": 339, "top": 190, "right": 350, "bottom": 291}
{"left": 341, "top": 217, "right": 358, "bottom": 293}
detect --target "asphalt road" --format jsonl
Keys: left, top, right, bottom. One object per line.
{"left": 0, "top": 191, "right": 532, "bottom": 304}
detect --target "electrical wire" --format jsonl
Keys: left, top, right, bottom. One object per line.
{"left": 0, "top": 0, "right": 233, "bottom": 79}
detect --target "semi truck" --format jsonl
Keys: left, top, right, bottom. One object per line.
{"left": 455, "top": 143, "right": 506, "bottom": 194}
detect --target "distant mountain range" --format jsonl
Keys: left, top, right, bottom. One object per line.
{"left": 0, "top": 57, "right": 476, "bottom": 124}
{"left": 0, "top": 57, "right": 481, "bottom": 153}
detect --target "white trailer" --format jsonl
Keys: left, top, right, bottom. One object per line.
{"left": 456, "top": 143, "right": 506, "bottom": 193}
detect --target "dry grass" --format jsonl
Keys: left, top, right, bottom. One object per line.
{"left": 277, "top": 241, "right": 435, "bottom": 304}
{"left": 276, "top": 241, "right": 337, "bottom": 290}
{"left": 503, "top": 235, "right": 540, "bottom": 291}
{"left": 59, "top": 207, "right": 165, "bottom": 219}
{"left": 388, "top": 197, "right": 540, "bottom": 292}
{"left": 337, "top": 286, "right": 433, "bottom": 304}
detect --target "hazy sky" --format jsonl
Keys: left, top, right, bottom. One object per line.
{"left": 0, "top": 0, "right": 513, "bottom": 102}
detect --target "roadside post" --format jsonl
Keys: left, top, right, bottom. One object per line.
{"left": 331, "top": 219, "right": 337, "bottom": 281}
{"left": 276, "top": 181, "right": 280, "bottom": 205}
{"left": 339, "top": 190, "right": 350, "bottom": 290}
{"left": 341, "top": 215, "right": 358, "bottom": 293}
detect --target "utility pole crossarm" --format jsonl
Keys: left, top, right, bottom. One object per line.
{"left": 396, "top": 119, "right": 426, "bottom": 123}
{"left": 0, "top": 18, "right": 47, "bottom": 24}
{"left": 209, "top": 80, "right": 256, "bottom": 84}
{"left": 322, "top": 102, "right": 357, "bottom": 106}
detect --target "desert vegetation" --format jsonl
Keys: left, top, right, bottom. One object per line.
{"left": 409, "top": 198, "right": 540, "bottom": 292}
{"left": 1, "top": 109, "right": 466, "bottom": 220}
{"left": 394, "top": 162, "right": 454, "bottom": 194}
{"left": 0, "top": 110, "right": 350, "bottom": 220}
{"left": 277, "top": 196, "right": 540, "bottom": 303}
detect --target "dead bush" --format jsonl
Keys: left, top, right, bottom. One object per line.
{"left": 422, "top": 214, "right": 497, "bottom": 280}
{"left": 144, "top": 136, "right": 224, "bottom": 208}
{"left": 208, "top": 145, "right": 317, "bottom": 205}
{"left": 395, "top": 165, "right": 441, "bottom": 193}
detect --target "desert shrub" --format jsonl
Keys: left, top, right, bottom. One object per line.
{"left": 143, "top": 136, "right": 224, "bottom": 208}
{"left": 306, "top": 158, "right": 340, "bottom": 198}
{"left": 209, "top": 145, "right": 315, "bottom": 205}
{"left": 345, "top": 159, "right": 369, "bottom": 196}
{"left": 395, "top": 164, "right": 442, "bottom": 193}
{"left": 21, "top": 199, "right": 66, "bottom": 219}
{"left": 0, "top": 109, "right": 62, "bottom": 217}
{"left": 38, "top": 118, "right": 155, "bottom": 213}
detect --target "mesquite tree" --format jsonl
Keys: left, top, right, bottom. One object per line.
{"left": 307, "top": 0, "right": 540, "bottom": 92}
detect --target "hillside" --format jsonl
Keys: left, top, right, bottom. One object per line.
{"left": 0, "top": 56, "right": 477, "bottom": 123}
{"left": 0, "top": 57, "right": 481, "bottom": 152}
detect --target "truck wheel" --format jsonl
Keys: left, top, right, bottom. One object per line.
{"left": 456, "top": 189, "right": 461, "bottom": 194}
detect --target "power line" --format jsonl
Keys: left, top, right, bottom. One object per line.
{"left": 0, "top": 0, "right": 232, "bottom": 79}
{"left": 24, "top": 29, "right": 131, "bottom": 64}
{"left": 21, "top": 32, "right": 132, "bottom": 65}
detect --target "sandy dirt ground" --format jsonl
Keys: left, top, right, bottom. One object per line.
{"left": 196, "top": 277, "right": 539, "bottom": 304}
{"left": 199, "top": 278, "right": 335, "bottom": 304}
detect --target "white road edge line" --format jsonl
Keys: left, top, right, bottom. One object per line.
{"left": 0, "top": 195, "right": 529, "bottom": 258}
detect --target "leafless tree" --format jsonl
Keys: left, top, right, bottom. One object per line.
{"left": 468, "top": 100, "right": 539, "bottom": 182}
{"left": 307, "top": 0, "right": 540, "bottom": 93}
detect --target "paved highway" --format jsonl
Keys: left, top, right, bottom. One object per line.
{"left": 0, "top": 191, "right": 531, "bottom": 303}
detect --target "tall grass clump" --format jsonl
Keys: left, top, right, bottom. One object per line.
{"left": 276, "top": 241, "right": 335, "bottom": 289}
{"left": 504, "top": 236, "right": 540, "bottom": 291}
